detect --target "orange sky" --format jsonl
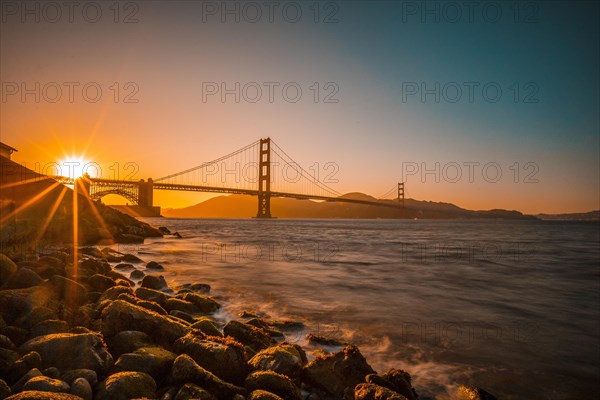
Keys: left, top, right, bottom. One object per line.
{"left": 1, "top": 2, "right": 598, "bottom": 214}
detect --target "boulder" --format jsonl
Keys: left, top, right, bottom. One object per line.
{"left": 456, "top": 385, "right": 498, "bottom": 400}
{"left": 173, "top": 332, "right": 248, "bottom": 385}
{"left": 22, "top": 376, "right": 70, "bottom": 393}
{"left": 129, "top": 270, "right": 145, "bottom": 280}
{"left": 0, "top": 254, "right": 18, "bottom": 283}
{"left": 141, "top": 275, "right": 168, "bottom": 290}
{"left": 107, "top": 331, "right": 155, "bottom": 358}
{"left": 137, "top": 300, "right": 167, "bottom": 315}
{"left": 122, "top": 254, "right": 143, "bottom": 263}
{"left": 175, "top": 282, "right": 211, "bottom": 294}
{"left": 98, "top": 286, "right": 133, "bottom": 302}
{"left": 244, "top": 371, "right": 301, "bottom": 400}
{"left": 114, "top": 346, "right": 176, "bottom": 380}
{"left": 179, "top": 293, "right": 220, "bottom": 313}
{"left": 101, "top": 300, "right": 188, "bottom": 346}
{"left": 170, "top": 354, "right": 246, "bottom": 398}
{"left": 135, "top": 287, "right": 168, "bottom": 307}
{"left": 43, "top": 276, "right": 87, "bottom": 306}
{"left": 60, "top": 369, "right": 98, "bottom": 387}
{"left": 366, "top": 369, "right": 418, "bottom": 400}
{"left": 114, "top": 263, "right": 134, "bottom": 272}
{"left": 190, "top": 318, "right": 223, "bottom": 337}
{"left": 224, "top": 320, "right": 275, "bottom": 352}
{"left": 10, "top": 368, "right": 42, "bottom": 393}
{"left": 4, "top": 391, "right": 84, "bottom": 399}
{"left": 69, "top": 377, "right": 92, "bottom": 400}
{"left": 248, "top": 343, "right": 307, "bottom": 380}
{"left": 95, "top": 371, "right": 157, "bottom": 400}
{"left": 174, "top": 383, "right": 216, "bottom": 400}
{"left": 354, "top": 383, "right": 409, "bottom": 400}
{"left": 87, "top": 275, "right": 115, "bottom": 293}
{"left": 0, "top": 379, "right": 10, "bottom": 399}
{"left": 145, "top": 261, "right": 164, "bottom": 271}
{"left": 3, "top": 268, "right": 43, "bottom": 290}
{"left": 19, "top": 333, "right": 113, "bottom": 374}
{"left": 247, "top": 390, "right": 284, "bottom": 400}
{"left": 30, "top": 320, "right": 69, "bottom": 339}
{"left": 165, "top": 298, "right": 200, "bottom": 315}
{"left": 303, "top": 345, "right": 375, "bottom": 399}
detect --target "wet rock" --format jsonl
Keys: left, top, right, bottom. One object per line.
{"left": 457, "top": 385, "right": 498, "bottom": 400}
{"left": 108, "top": 331, "right": 154, "bottom": 358}
{"left": 141, "top": 275, "right": 168, "bottom": 290}
{"left": 79, "top": 247, "right": 103, "bottom": 258}
{"left": 306, "top": 334, "right": 346, "bottom": 346}
{"left": 60, "top": 369, "right": 98, "bottom": 387}
{"left": 114, "top": 346, "right": 176, "bottom": 381}
{"left": 245, "top": 319, "right": 284, "bottom": 338}
{"left": 98, "top": 286, "right": 133, "bottom": 302}
{"left": 169, "top": 353, "right": 246, "bottom": 398}
{"left": 10, "top": 368, "right": 42, "bottom": 393}
{"left": 173, "top": 332, "right": 249, "bottom": 385}
{"left": 165, "top": 298, "right": 200, "bottom": 315}
{"left": 114, "top": 263, "right": 134, "bottom": 272}
{"left": 69, "top": 377, "right": 92, "bottom": 400}
{"left": 16, "top": 307, "right": 57, "bottom": 330}
{"left": 0, "top": 334, "right": 16, "bottom": 350}
{"left": 158, "top": 227, "right": 172, "bottom": 235}
{"left": 244, "top": 370, "right": 301, "bottom": 400}
{"left": 115, "top": 293, "right": 138, "bottom": 306}
{"left": 137, "top": 300, "right": 167, "bottom": 315}
{"left": 170, "top": 310, "right": 195, "bottom": 323}
{"left": 303, "top": 345, "right": 375, "bottom": 399}
{"left": 0, "top": 254, "right": 18, "bottom": 283}
{"left": 123, "top": 253, "right": 143, "bottom": 263}
{"left": 96, "top": 371, "right": 157, "bottom": 400}
{"left": 19, "top": 333, "right": 113, "bottom": 374}
{"left": 76, "top": 258, "right": 110, "bottom": 277}
{"left": 146, "top": 261, "right": 164, "bottom": 271}
{"left": 354, "top": 383, "right": 408, "bottom": 400}
{"left": 30, "top": 320, "right": 69, "bottom": 339}
{"left": 44, "top": 276, "right": 87, "bottom": 306}
{"left": 129, "top": 269, "right": 145, "bottom": 280}
{"left": 248, "top": 343, "right": 308, "bottom": 380}
{"left": 366, "top": 369, "right": 418, "bottom": 400}
{"left": 101, "top": 300, "right": 189, "bottom": 346}
{"left": 247, "top": 390, "right": 284, "bottom": 400}
{"left": 4, "top": 391, "right": 83, "bottom": 399}
{"left": 22, "top": 376, "right": 70, "bottom": 393}
{"left": 3, "top": 268, "right": 43, "bottom": 290}
{"left": 190, "top": 318, "right": 223, "bottom": 337}
{"left": 1, "top": 326, "right": 28, "bottom": 347}
{"left": 135, "top": 287, "right": 168, "bottom": 307}
{"left": 174, "top": 383, "right": 216, "bottom": 400}
{"left": 101, "top": 248, "right": 124, "bottom": 262}
{"left": 17, "top": 351, "right": 43, "bottom": 371}
{"left": 35, "top": 256, "right": 66, "bottom": 279}
{"left": 87, "top": 274, "right": 115, "bottom": 293}
{"left": 0, "top": 379, "right": 10, "bottom": 399}
{"left": 115, "top": 233, "right": 144, "bottom": 244}
{"left": 179, "top": 293, "right": 220, "bottom": 313}
{"left": 0, "top": 348, "right": 20, "bottom": 381}
{"left": 175, "top": 282, "right": 211, "bottom": 294}
{"left": 104, "top": 271, "right": 134, "bottom": 286}
{"left": 224, "top": 320, "right": 276, "bottom": 352}
{"left": 42, "top": 367, "right": 60, "bottom": 379}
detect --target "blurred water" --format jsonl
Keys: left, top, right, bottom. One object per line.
{"left": 125, "top": 218, "right": 599, "bottom": 399}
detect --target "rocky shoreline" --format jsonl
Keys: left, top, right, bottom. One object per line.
{"left": 0, "top": 247, "right": 498, "bottom": 400}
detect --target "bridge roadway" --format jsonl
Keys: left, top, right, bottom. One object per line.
{"left": 54, "top": 177, "right": 404, "bottom": 209}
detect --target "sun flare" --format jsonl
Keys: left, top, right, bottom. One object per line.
{"left": 58, "top": 155, "right": 97, "bottom": 179}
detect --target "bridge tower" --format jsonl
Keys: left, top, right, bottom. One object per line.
{"left": 138, "top": 178, "right": 154, "bottom": 207}
{"left": 398, "top": 182, "right": 405, "bottom": 208}
{"left": 256, "top": 138, "right": 272, "bottom": 218}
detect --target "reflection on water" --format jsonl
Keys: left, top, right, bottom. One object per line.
{"left": 119, "top": 218, "right": 599, "bottom": 399}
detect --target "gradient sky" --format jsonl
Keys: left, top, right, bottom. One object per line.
{"left": 1, "top": 1, "right": 598, "bottom": 214}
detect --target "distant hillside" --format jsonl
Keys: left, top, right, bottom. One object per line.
{"left": 162, "top": 193, "right": 537, "bottom": 220}
{"left": 536, "top": 210, "right": 599, "bottom": 221}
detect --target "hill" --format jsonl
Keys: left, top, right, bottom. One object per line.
{"left": 162, "top": 193, "right": 537, "bottom": 220}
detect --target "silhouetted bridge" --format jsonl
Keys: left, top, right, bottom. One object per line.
{"left": 52, "top": 138, "right": 405, "bottom": 218}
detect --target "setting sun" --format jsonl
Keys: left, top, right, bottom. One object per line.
{"left": 57, "top": 155, "right": 98, "bottom": 179}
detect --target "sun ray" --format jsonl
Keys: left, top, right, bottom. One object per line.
{"left": 76, "top": 179, "right": 114, "bottom": 243}
{"left": 0, "top": 181, "right": 61, "bottom": 225}
{"left": 33, "top": 186, "right": 68, "bottom": 244}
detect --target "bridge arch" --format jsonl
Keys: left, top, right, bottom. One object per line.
{"left": 91, "top": 189, "right": 139, "bottom": 205}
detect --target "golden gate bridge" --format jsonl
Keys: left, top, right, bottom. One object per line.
{"left": 52, "top": 138, "right": 405, "bottom": 218}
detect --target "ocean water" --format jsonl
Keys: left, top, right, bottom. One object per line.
{"left": 121, "top": 218, "right": 599, "bottom": 399}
